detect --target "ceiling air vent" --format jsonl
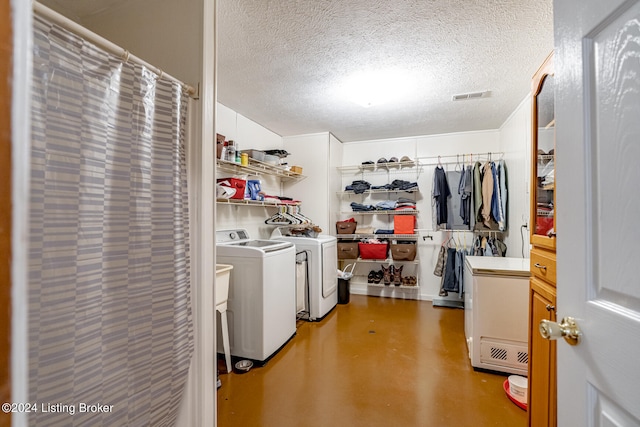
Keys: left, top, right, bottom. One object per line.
{"left": 452, "top": 90, "right": 491, "bottom": 101}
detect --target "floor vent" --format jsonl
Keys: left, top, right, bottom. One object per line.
{"left": 452, "top": 90, "right": 491, "bottom": 101}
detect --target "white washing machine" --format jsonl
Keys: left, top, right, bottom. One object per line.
{"left": 216, "top": 229, "right": 297, "bottom": 362}
{"left": 272, "top": 232, "right": 338, "bottom": 321}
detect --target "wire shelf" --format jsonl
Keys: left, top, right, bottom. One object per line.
{"left": 216, "top": 159, "right": 306, "bottom": 181}
{"left": 341, "top": 210, "right": 419, "bottom": 215}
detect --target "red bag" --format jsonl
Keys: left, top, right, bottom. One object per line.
{"left": 217, "top": 178, "right": 246, "bottom": 200}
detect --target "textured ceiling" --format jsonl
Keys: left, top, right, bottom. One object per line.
{"left": 219, "top": 0, "right": 554, "bottom": 141}
{"left": 38, "top": 0, "right": 554, "bottom": 143}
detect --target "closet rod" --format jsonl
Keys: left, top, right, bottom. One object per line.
{"left": 416, "top": 152, "right": 504, "bottom": 166}
{"left": 415, "top": 228, "right": 504, "bottom": 233}
{"left": 33, "top": 2, "right": 198, "bottom": 99}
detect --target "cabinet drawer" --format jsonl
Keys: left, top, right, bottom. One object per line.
{"left": 530, "top": 249, "right": 556, "bottom": 285}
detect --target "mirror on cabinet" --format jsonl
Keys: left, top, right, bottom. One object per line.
{"left": 531, "top": 54, "right": 555, "bottom": 247}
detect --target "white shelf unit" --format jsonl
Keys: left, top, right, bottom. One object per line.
{"left": 335, "top": 233, "right": 418, "bottom": 240}
{"left": 216, "top": 158, "right": 307, "bottom": 208}
{"left": 341, "top": 210, "right": 419, "bottom": 215}
{"left": 336, "top": 160, "right": 418, "bottom": 173}
{"left": 337, "top": 188, "right": 419, "bottom": 196}
{"left": 337, "top": 161, "right": 421, "bottom": 293}
{"left": 216, "top": 198, "right": 301, "bottom": 207}
{"left": 216, "top": 158, "right": 306, "bottom": 182}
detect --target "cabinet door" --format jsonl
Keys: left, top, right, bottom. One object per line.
{"left": 530, "top": 53, "right": 556, "bottom": 251}
{"left": 529, "top": 278, "right": 557, "bottom": 427}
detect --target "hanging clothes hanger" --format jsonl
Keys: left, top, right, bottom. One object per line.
{"left": 265, "top": 207, "right": 292, "bottom": 225}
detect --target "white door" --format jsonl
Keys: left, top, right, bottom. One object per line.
{"left": 555, "top": 0, "right": 640, "bottom": 426}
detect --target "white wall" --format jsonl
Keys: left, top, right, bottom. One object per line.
{"left": 282, "top": 133, "right": 336, "bottom": 232}
{"left": 80, "top": 0, "right": 203, "bottom": 86}
{"left": 216, "top": 102, "right": 285, "bottom": 239}
{"left": 499, "top": 95, "right": 532, "bottom": 258}
{"left": 217, "top": 103, "right": 282, "bottom": 151}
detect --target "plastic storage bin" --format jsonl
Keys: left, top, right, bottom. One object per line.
{"left": 507, "top": 375, "right": 528, "bottom": 404}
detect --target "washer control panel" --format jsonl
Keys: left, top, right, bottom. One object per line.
{"left": 216, "top": 229, "right": 249, "bottom": 243}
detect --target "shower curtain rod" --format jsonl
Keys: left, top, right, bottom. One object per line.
{"left": 33, "top": 2, "right": 198, "bottom": 99}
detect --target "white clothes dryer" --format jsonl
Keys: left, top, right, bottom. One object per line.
{"left": 271, "top": 232, "right": 337, "bottom": 321}
{"left": 216, "top": 229, "right": 297, "bottom": 362}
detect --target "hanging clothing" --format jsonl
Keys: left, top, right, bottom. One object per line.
{"left": 481, "top": 162, "right": 494, "bottom": 227}
{"left": 490, "top": 162, "right": 503, "bottom": 226}
{"left": 447, "top": 170, "right": 468, "bottom": 230}
{"left": 458, "top": 165, "right": 472, "bottom": 226}
{"left": 455, "top": 249, "right": 464, "bottom": 297}
{"left": 433, "top": 166, "right": 451, "bottom": 228}
{"left": 472, "top": 162, "right": 483, "bottom": 225}
{"left": 442, "top": 247, "right": 458, "bottom": 292}
{"left": 498, "top": 160, "right": 508, "bottom": 231}
{"left": 434, "top": 246, "right": 449, "bottom": 297}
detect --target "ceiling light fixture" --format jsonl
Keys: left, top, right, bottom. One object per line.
{"left": 342, "top": 69, "right": 414, "bottom": 108}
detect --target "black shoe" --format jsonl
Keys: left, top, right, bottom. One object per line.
{"left": 374, "top": 270, "right": 383, "bottom": 284}
{"left": 368, "top": 271, "right": 376, "bottom": 283}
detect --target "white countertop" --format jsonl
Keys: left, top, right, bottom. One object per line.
{"left": 465, "top": 256, "right": 530, "bottom": 277}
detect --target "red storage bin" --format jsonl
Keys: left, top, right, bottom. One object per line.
{"left": 217, "top": 178, "right": 246, "bottom": 200}
{"left": 394, "top": 215, "right": 416, "bottom": 234}
{"left": 358, "top": 242, "right": 389, "bottom": 260}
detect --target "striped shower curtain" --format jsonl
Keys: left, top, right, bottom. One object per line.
{"left": 28, "top": 15, "right": 192, "bottom": 426}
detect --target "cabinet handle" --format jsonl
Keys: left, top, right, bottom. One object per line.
{"left": 534, "top": 263, "right": 547, "bottom": 271}
{"left": 545, "top": 304, "right": 555, "bottom": 312}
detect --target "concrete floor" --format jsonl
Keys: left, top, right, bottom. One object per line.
{"left": 216, "top": 295, "right": 527, "bottom": 427}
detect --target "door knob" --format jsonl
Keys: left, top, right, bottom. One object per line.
{"left": 539, "top": 316, "right": 582, "bottom": 346}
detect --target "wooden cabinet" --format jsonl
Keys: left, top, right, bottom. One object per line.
{"left": 528, "top": 52, "right": 556, "bottom": 427}
{"left": 529, "top": 276, "right": 556, "bottom": 427}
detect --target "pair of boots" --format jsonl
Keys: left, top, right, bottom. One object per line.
{"left": 381, "top": 265, "right": 403, "bottom": 286}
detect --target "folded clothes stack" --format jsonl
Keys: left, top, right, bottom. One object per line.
{"left": 374, "top": 229, "right": 394, "bottom": 234}
{"left": 350, "top": 201, "right": 375, "bottom": 211}
{"left": 375, "top": 200, "right": 397, "bottom": 210}
{"left": 369, "top": 180, "right": 419, "bottom": 191}
{"left": 345, "top": 180, "right": 371, "bottom": 194}
{"left": 395, "top": 197, "right": 416, "bottom": 210}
